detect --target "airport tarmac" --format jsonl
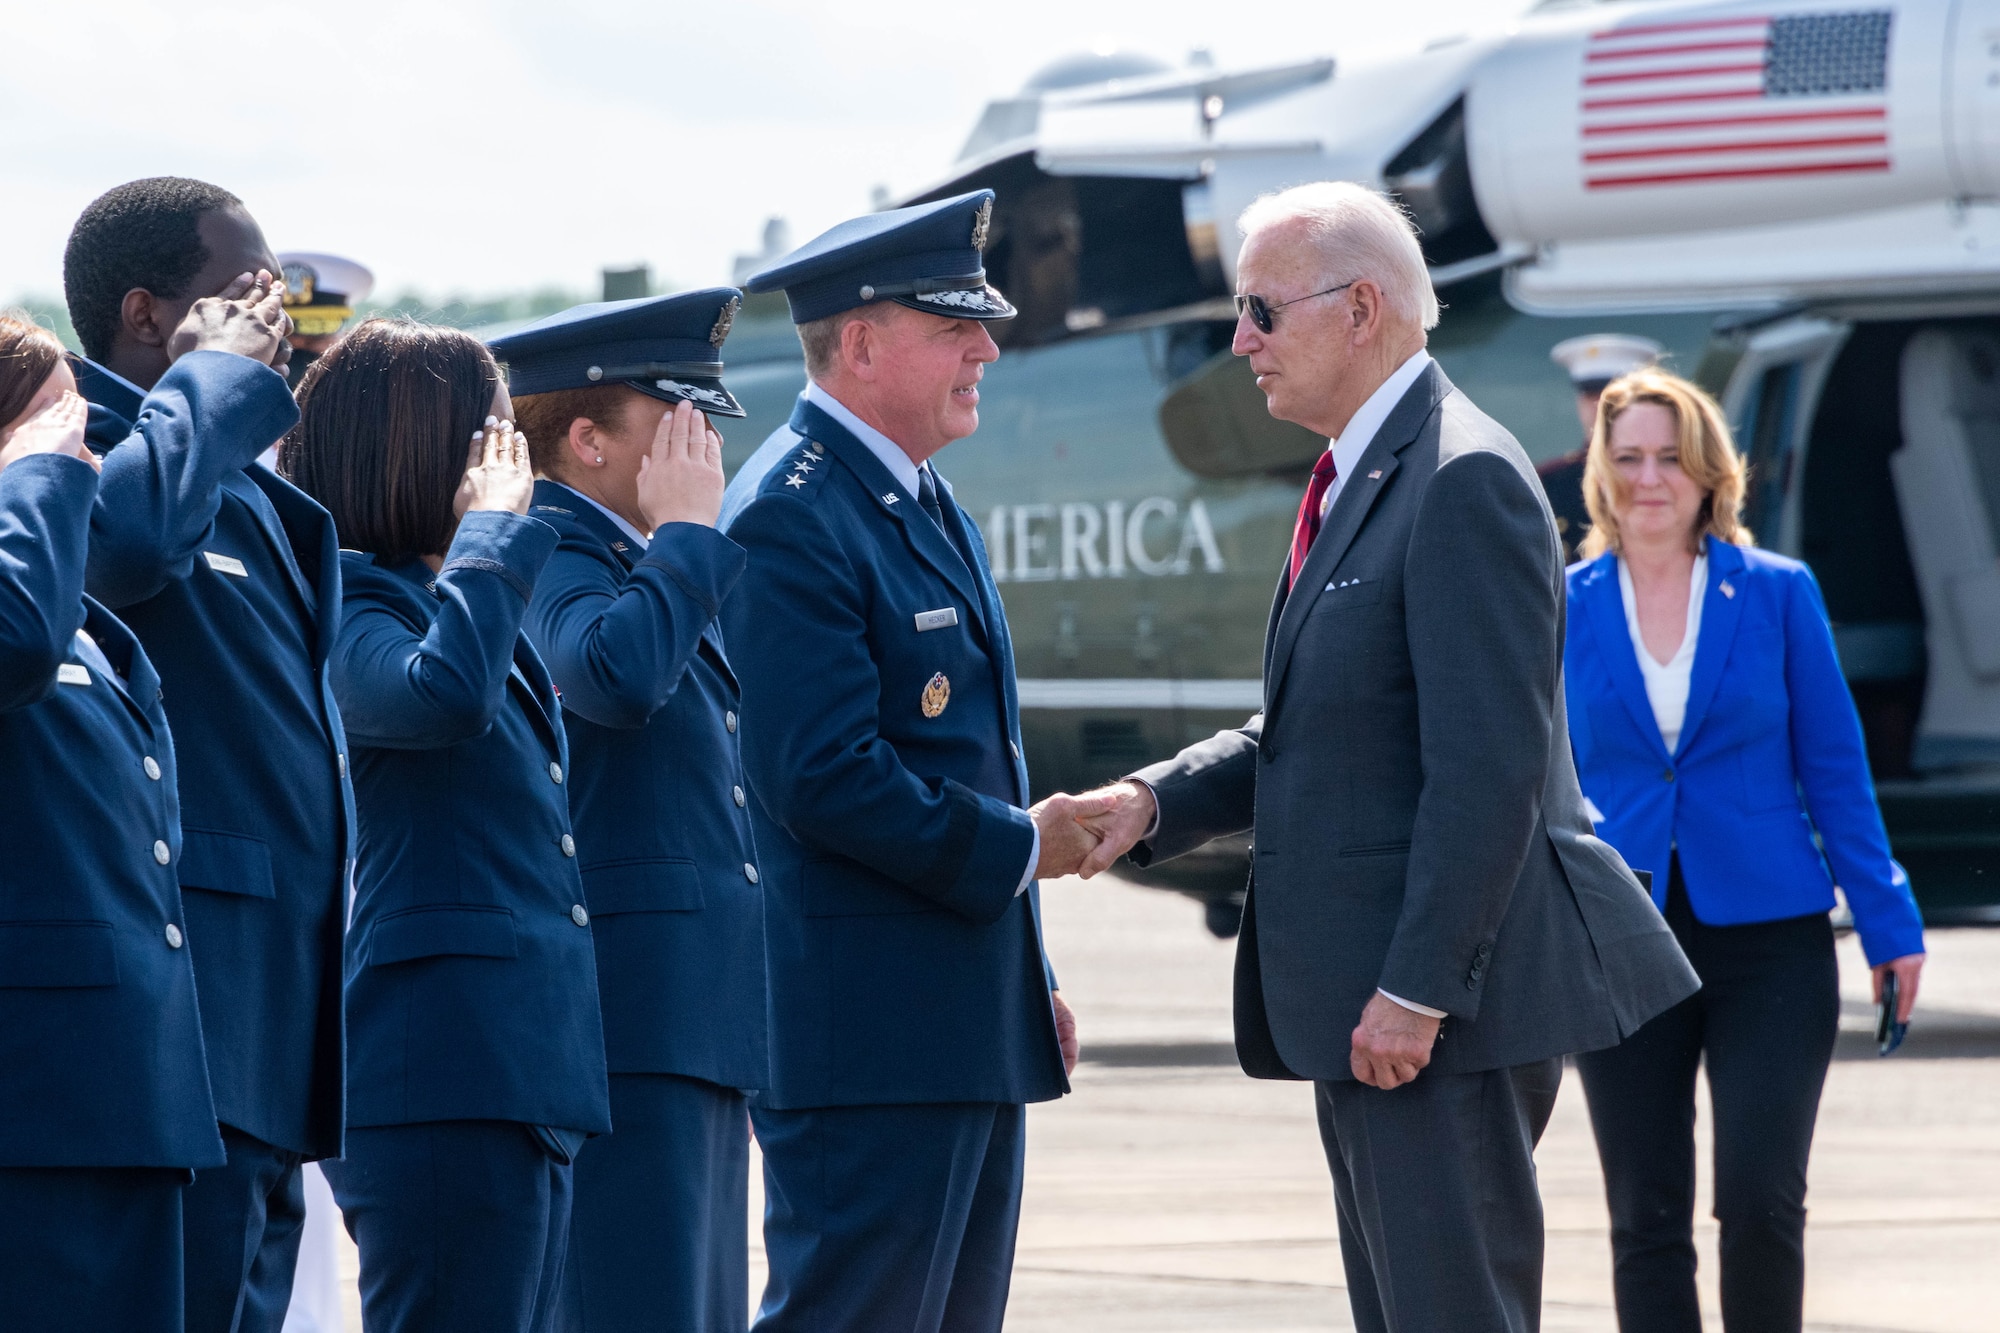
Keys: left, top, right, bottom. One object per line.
{"left": 322, "top": 871, "right": 2000, "bottom": 1331}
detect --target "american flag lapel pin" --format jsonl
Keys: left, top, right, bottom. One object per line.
{"left": 1367, "top": 469, "right": 1383, "bottom": 480}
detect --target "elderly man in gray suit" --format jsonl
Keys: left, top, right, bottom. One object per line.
{"left": 1052, "top": 182, "right": 1698, "bottom": 1332}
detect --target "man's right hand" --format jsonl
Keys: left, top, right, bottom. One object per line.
{"left": 166, "top": 270, "right": 292, "bottom": 367}
{"left": 1072, "top": 781, "right": 1156, "bottom": 878}
{"left": 1030, "top": 790, "right": 1122, "bottom": 879}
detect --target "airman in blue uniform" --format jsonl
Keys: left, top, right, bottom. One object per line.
{"left": 493, "top": 290, "right": 766, "bottom": 1333}
{"left": 0, "top": 321, "right": 221, "bottom": 1331}
{"left": 62, "top": 177, "right": 352, "bottom": 1333}
{"left": 724, "top": 191, "right": 1097, "bottom": 1333}
{"left": 285, "top": 319, "right": 610, "bottom": 1333}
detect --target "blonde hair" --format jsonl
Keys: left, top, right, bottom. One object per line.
{"left": 1237, "top": 182, "right": 1440, "bottom": 331}
{"left": 1580, "top": 368, "right": 1750, "bottom": 559}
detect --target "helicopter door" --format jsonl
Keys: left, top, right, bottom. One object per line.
{"left": 1892, "top": 328, "right": 2000, "bottom": 770}
{"left": 1718, "top": 318, "right": 1850, "bottom": 554}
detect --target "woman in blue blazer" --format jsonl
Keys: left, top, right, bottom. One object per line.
{"left": 498, "top": 290, "right": 766, "bottom": 1333}
{"left": 1564, "top": 369, "right": 1925, "bottom": 1333}
{"left": 286, "top": 320, "right": 610, "bottom": 1333}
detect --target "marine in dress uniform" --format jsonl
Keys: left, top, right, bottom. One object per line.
{"left": 725, "top": 191, "right": 1071, "bottom": 1333}
{"left": 76, "top": 341, "right": 352, "bottom": 1333}
{"left": 0, "top": 379, "right": 223, "bottom": 1333}
{"left": 490, "top": 291, "right": 767, "bottom": 1333}
{"left": 1537, "top": 334, "right": 1663, "bottom": 563}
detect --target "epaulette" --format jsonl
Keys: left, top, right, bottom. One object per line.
{"left": 762, "top": 438, "right": 832, "bottom": 500}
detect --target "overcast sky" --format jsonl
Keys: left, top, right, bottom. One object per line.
{"left": 2, "top": 0, "right": 1532, "bottom": 303}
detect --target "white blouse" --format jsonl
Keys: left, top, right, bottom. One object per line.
{"left": 1617, "top": 553, "right": 1707, "bottom": 754}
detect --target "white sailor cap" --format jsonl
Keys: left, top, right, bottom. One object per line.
{"left": 278, "top": 252, "right": 377, "bottom": 335}
{"left": 1550, "top": 334, "right": 1663, "bottom": 390}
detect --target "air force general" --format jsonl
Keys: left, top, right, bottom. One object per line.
{"left": 722, "top": 192, "right": 1102, "bottom": 1333}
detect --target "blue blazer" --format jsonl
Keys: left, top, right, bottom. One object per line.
{"left": 1565, "top": 537, "right": 1925, "bottom": 964}
{"left": 723, "top": 397, "right": 1066, "bottom": 1110}
{"left": 521, "top": 483, "right": 766, "bottom": 1091}
{"left": 80, "top": 354, "right": 353, "bottom": 1160}
{"left": 333, "top": 511, "right": 611, "bottom": 1135}
{"left": 0, "top": 453, "right": 222, "bottom": 1169}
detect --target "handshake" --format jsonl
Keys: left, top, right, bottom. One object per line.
{"left": 1028, "top": 781, "right": 1159, "bottom": 881}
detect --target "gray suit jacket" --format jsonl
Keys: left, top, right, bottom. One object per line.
{"left": 1131, "top": 363, "right": 1697, "bottom": 1081}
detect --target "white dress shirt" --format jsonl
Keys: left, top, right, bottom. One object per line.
{"left": 1617, "top": 553, "right": 1707, "bottom": 754}
{"left": 808, "top": 383, "right": 1041, "bottom": 896}
{"left": 1318, "top": 349, "right": 1434, "bottom": 520}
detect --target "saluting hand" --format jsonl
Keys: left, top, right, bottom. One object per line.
{"left": 454, "top": 417, "right": 534, "bottom": 519}
{"left": 166, "top": 269, "right": 292, "bottom": 368}
{"left": 636, "top": 399, "right": 726, "bottom": 532}
{"left": 0, "top": 390, "right": 97, "bottom": 474}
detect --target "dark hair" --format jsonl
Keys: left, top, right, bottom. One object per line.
{"left": 0, "top": 313, "right": 67, "bottom": 430}
{"left": 284, "top": 319, "right": 501, "bottom": 565}
{"left": 510, "top": 384, "right": 637, "bottom": 476}
{"left": 62, "top": 177, "right": 244, "bottom": 361}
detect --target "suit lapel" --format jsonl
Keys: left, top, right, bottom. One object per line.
{"left": 794, "top": 400, "right": 991, "bottom": 645}
{"left": 1674, "top": 536, "right": 1745, "bottom": 758}
{"left": 80, "top": 602, "right": 158, "bottom": 730}
{"left": 1579, "top": 554, "right": 1669, "bottom": 762}
{"left": 1264, "top": 363, "right": 1450, "bottom": 715}
{"left": 509, "top": 644, "right": 566, "bottom": 762}
{"left": 942, "top": 476, "right": 1028, "bottom": 802}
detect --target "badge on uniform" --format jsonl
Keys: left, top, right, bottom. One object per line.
{"left": 914, "top": 607, "right": 959, "bottom": 633}
{"left": 57, "top": 663, "right": 92, "bottom": 686}
{"left": 204, "top": 551, "right": 249, "bottom": 577}
{"left": 921, "top": 672, "right": 951, "bottom": 718}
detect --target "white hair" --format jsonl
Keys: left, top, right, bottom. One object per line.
{"left": 1237, "top": 181, "right": 1439, "bottom": 331}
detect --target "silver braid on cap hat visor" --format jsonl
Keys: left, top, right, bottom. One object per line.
{"left": 856, "top": 270, "right": 988, "bottom": 302}
{"left": 584, "top": 360, "right": 727, "bottom": 382}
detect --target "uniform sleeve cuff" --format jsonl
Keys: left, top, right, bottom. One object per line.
{"left": 1016, "top": 823, "right": 1040, "bottom": 896}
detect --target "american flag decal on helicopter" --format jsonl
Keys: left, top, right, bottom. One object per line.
{"left": 1580, "top": 9, "right": 1894, "bottom": 190}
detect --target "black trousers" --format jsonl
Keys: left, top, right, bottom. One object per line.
{"left": 1575, "top": 865, "right": 1839, "bottom": 1333}
{"left": 0, "top": 1164, "right": 189, "bottom": 1332}
{"left": 1317, "top": 1058, "right": 1565, "bottom": 1333}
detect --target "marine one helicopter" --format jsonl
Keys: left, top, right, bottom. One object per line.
{"left": 715, "top": 0, "right": 2000, "bottom": 936}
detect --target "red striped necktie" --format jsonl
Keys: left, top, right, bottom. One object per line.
{"left": 1287, "top": 451, "right": 1341, "bottom": 588}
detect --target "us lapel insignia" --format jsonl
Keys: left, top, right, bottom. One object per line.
{"left": 1719, "top": 580, "right": 1736, "bottom": 599}
{"left": 882, "top": 492, "right": 900, "bottom": 505}
{"left": 921, "top": 672, "right": 951, "bottom": 718}
{"left": 611, "top": 541, "right": 628, "bottom": 553}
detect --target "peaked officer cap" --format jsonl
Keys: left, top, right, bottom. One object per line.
{"left": 278, "top": 251, "right": 375, "bottom": 336}
{"left": 1550, "top": 334, "right": 1663, "bottom": 391}
{"left": 488, "top": 287, "right": 746, "bottom": 418}
{"left": 743, "top": 190, "right": 1014, "bottom": 325}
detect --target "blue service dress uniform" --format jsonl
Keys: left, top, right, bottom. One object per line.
{"left": 318, "top": 509, "right": 611, "bottom": 1333}
{"left": 520, "top": 483, "right": 766, "bottom": 1333}
{"left": 0, "top": 448, "right": 223, "bottom": 1332}
{"left": 77, "top": 351, "right": 353, "bottom": 1333}
{"left": 724, "top": 394, "right": 1068, "bottom": 1333}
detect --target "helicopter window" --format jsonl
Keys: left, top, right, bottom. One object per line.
{"left": 1737, "top": 363, "right": 1801, "bottom": 540}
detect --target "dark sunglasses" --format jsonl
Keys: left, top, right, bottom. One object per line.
{"left": 1233, "top": 280, "right": 1357, "bottom": 334}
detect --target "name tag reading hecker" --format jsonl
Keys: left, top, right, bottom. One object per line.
{"left": 914, "top": 607, "right": 959, "bottom": 633}
{"left": 921, "top": 672, "right": 951, "bottom": 718}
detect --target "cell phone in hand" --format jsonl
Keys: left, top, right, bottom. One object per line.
{"left": 1876, "top": 970, "right": 1908, "bottom": 1057}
